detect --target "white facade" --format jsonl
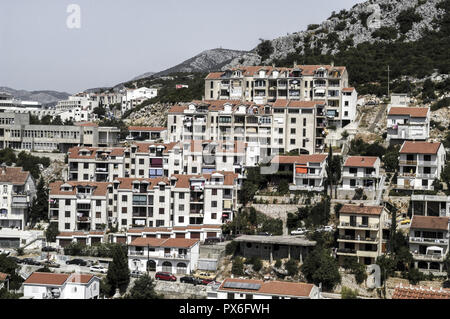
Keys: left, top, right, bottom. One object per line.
{"left": 121, "top": 87, "right": 158, "bottom": 113}
{"left": 341, "top": 156, "right": 381, "bottom": 191}
{"left": 386, "top": 107, "right": 430, "bottom": 142}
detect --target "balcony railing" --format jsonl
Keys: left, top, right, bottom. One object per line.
{"left": 338, "top": 235, "right": 378, "bottom": 242}
{"left": 412, "top": 253, "right": 445, "bottom": 261}
{"left": 339, "top": 222, "right": 379, "bottom": 229}
{"left": 337, "top": 248, "right": 356, "bottom": 254}
{"left": 409, "top": 237, "right": 448, "bottom": 245}
{"left": 399, "top": 160, "right": 417, "bottom": 166}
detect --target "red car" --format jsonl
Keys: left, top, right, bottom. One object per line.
{"left": 155, "top": 272, "right": 177, "bottom": 281}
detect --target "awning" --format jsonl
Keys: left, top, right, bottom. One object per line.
{"left": 315, "top": 89, "right": 325, "bottom": 94}
{"left": 426, "top": 246, "right": 444, "bottom": 253}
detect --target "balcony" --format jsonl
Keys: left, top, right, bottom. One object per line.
{"left": 129, "top": 250, "right": 145, "bottom": 256}
{"left": 412, "top": 253, "right": 445, "bottom": 262}
{"left": 399, "top": 160, "right": 417, "bottom": 166}
{"left": 336, "top": 248, "right": 357, "bottom": 255}
{"left": 338, "top": 235, "right": 378, "bottom": 243}
{"left": 77, "top": 216, "right": 91, "bottom": 222}
{"left": 164, "top": 253, "right": 189, "bottom": 260}
{"left": 409, "top": 237, "right": 448, "bottom": 245}
{"left": 339, "top": 222, "right": 379, "bottom": 230}
{"left": 11, "top": 195, "right": 30, "bottom": 208}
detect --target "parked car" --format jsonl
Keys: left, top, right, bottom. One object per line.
{"left": 180, "top": 276, "right": 201, "bottom": 285}
{"left": 66, "top": 259, "right": 87, "bottom": 266}
{"left": 316, "top": 226, "right": 334, "bottom": 232}
{"left": 22, "top": 258, "right": 42, "bottom": 266}
{"left": 291, "top": 228, "right": 307, "bottom": 235}
{"left": 43, "top": 261, "right": 60, "bottom": 268}
{"left": 131, "top": 270, "right": 144, "bottom": 278}
{"left": 400, "top": 219, "right": 411, "bottom": 225}
{"left": 0, "top": 249, "right": 10, "bottom": 256}
{"left": 90, "top": 265, "right": 108, "bottom": 273}
{"left": 41, "top": 246, "right": 57, "bottom": 252}
{"left": 257, "top": 232, "right": 272, "bottom": 236}
{"left": 155, "top": 272, "right": 177, "bottom": 281}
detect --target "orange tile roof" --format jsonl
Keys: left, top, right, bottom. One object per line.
{"left": 67, "top": 274, "right": 96, "bottom": 284}
{"left": 392, "top": 285, "right": 450, "bottom": 299}
{"left": 0, "top": 167, "right": 30, "bottom": 185}
{"left": 76, "top": 122, "right": 98, "bottom": 127}
{"left": 339, "top": 204, "right": 384, "bottom": 216}
{"left": 388, "top": 107, "right": 429, "bottom": 118}
{"left": 400, "top": 141, "right": 442, "bottom": 155}
{"left": 168, "top": 105, "right": 188, "bottom": 113}
{"left": 271, "top": 154, "right": 327, "bottom": 165}
{"left": 344, "top": 156, "right": 378, "bottom": 168}
{"left": 342, "top": 87, "right": 355, "bottom": 92}
{"left": 219, "top": 278, "right": 314, "bottom": 298}
{"left": 57, "top": 231, "right": 104, "bottom": 238}
{"left": 411, "top": 216, "right": 449, "bottom": 231}
{"left": 24, "top": 273, "right": 70, "bottom": 286}
{"left": 129, "top": 237, "right": 199, "bottom": 248}
{"left": 115, "top": 177, "right": 169, "bottom": 190}
{"left": 0, "top": 272, "right": 8, "bottom": 282}
{"left": 68, "top": 146, "right": 125, "bottom": 159}
{"left": 49, "top": 181, "right": 110, "bottom": 197}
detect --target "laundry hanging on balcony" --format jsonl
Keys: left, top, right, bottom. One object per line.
{"left": 295, "top": 164, "right": 308, "bottom": 174}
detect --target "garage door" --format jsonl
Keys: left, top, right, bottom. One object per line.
{"left": 176, "top": 233, "right": 186, "bottom": 239}
{"left": 0, "top": 238, "right": 20, "bottom": 248}
{"left": 161, "top": 234, "right": 170, "bottom": 239}
{"left": 59, "top": 239, "right": 72, "bottom": 248}
{"left": 190, "top": 232, "right": 200, "bottom": 239}
{"left": 207, "top": 232, "right": 217, "bottom": 238}
{"left": 116, "top": 237, "right": 126, "bottom": 244}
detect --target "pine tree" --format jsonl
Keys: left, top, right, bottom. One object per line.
{"left": 106, "top": 245, "right": 130, "bottom": 295}
{"left": 29, "top": 178, "right": 49, "bottom": 225}
{"left": 127, "top": 274, "right": 160, "bottom": 299}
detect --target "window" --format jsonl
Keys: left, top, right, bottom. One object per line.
{"left": 179, "top": 193, "right": 185, "bottom": 199}
{"left": 121, "top": 219, "right": 127, "bottom": 226}
{"left": 345, "top": 101, "right": 349, "bottom": 106}
{"left": 192, "top": 167, "right": 197, "bottom": 174}
{"left": 65, "top": 211, "right": 70, "bottom": 218}
{"left": 122, "top": 207, "right": 127, "bottom": 214}
{"left": 83, "top": 174, "right": 89, "bottom": 180}
{"left": 424, "top": 155, "right": 431, "bottom": 162}
{"left": 212, "top": 189, "right": 217, "bottom": 196}
{"left": 96, "top": 212, "right": 101, "bottom": 219}
{"left": 159, "top": 196, "right": 165, "bottom": 203}
{"left": 212, "top": 201, "right": 217, "bottom": 208}
{"left": 159, "top": 208, "right": 164, "bottom": 215}
{"left": 84, "top": 163, "right": 89, "bottom": 169}
{"left": 302, "top": 140, "right": 306, "bottom": 148}
{"left": 139, "top": 159, "right": 144, "bottom": 165}
{"left": 422, "top": 179, "right": 428, "bottom": 187}
{"left": 139, "top": 169, "right": 144, "bottom": 176}
{"left": 178, "top": 216, "right": 184, "bottom": 223}
{"left": 290, "top": 118, "right": 296, "bottom": 124}
{"left": 122, "top": 195, "right": 128, "bottom": 202}
{"left": 303, "top": 128, "right": 306, "bottom": 137}
{"left": 290, "top": 128, "right": 296, "bottom": 134}
{"left": 303, "top": 118, "right": 307, "bottom": 126}
{"left": 290, "top": 139, "right": 296, "bottom": 145}
{"left": 65, "top": 223, "right": 70, "bottom": 230}
{"left": 179, "top": 204, "right": 184, "bottom": 211}
{"left": 96, "top": 200, "right": 101, "bottom": 207}
{"left": 65, "top": 199, "right": 71, "bottom": 206}
{"left": 278, "top": 128, "right": 283, "bottom": 134}
{"left": 211, "top": 213, "right": 217, "bottom": 219}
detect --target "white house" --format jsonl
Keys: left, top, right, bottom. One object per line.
{"left": 341, "top": 87, "right": 358, "bottom": 127}
{"left": 128, "top": 237, "right": 200, "bottom": 275}
{"left": 208, "top": 278, "right": 321, "bottom": 299}
{"left": 23, "top": 272, "right": 100, "bottom": 299}
{"left": 341, "top": 156, "right": 381, "bottom": 191}
{"left": 397, "top": 141, "right": 446, "bottom": 191}
{"left": 121, "top": 87, "right": 158, "bottom": 113}
{"left": 386, "top": 107, "right": 430, "bottom": 142}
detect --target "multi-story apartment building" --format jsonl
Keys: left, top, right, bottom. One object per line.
{"left": 49, "top": 181, "right": 111, "bottom": 232}
{"left": 341, "top": 156, "right": 381, "bottom": 191}
{"left": 0, "top": 166, "right": 36, "bottom": 230}
{"left": 209, "top": 278, "right": 321, "bottom": 299}
{"left": 171, "top": 172, "right": 239, "bottom": 226}
{"left": 337, "top": 204, "right": 389, "bottom": 265}
{"left": 167, "top": 99, "right": 328, "bottom": 158}
{"left": 397, "top": 141, "right": 446, "bottom": 191}
{"left": 386, "top": 107, "right": 430, "bottom": 143}
{"left": 127, "top": 126, "right": 167, "bottom": 142}
{"left": 409, "top": 215, "right": 450, "bottom": 275}
{"left": 128, "top": 237, "right": 200, "bottom": 275}
{"left": 410, "top": 194, "right": 450, "bottom": 217}
{"left": 0, "top": 113, "right": 120, "bottom": 152}
{"left": 269, "top": 154, "right": 328, "bottom": 191}
{"left": 121, "top": 87, "right": 158, "bottom": 113}
{"left": 55, "top": 94, "right": 98, "bottom": 112}
{"left": 204, "top": 64, "right": 356, "bottom": 127}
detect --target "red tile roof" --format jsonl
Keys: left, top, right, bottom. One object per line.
{"left": 218, "top": 278, "right": 315, "bottom": 298}
{"left": 344, "top": 156, "right": 378, "bottom": 168}
{"left": 67, "top": 274, "right": 96, "bottom": 284}
{"left": 49, "top": 181, "right": 110, "bottom": 197}
{"left": 339, "top": 204, "right": 384, "bottom": 216}
{"left": 392, "top": 285, "right": 450, "bottom": 299}
{"left": 0, "top": 167, "right": 30, "bottom": 185}
{"left": 342, "top": 87, "right": 355, "bottom": 92}
{"left": 388, "top": 107, "right": 429, "bottom": 118}
{"left": 128, "top": 126, "right": 166, "bottom": 132}
{"left": 24, "top": 273, "right": 70, "bottom": 286}
{"left": 400, "top": 141, "right": 442, "bottom": 155}
{"left": 411, "top": 216, "right": 449, "bottom": 231}
{"left": 115, "top": 177, "right": 169, "bottom": 190}
{"left": 129, "top": 237, "right": 199, "bottom": 248}
{"left": 168, "top": 105, "right": 188, "bottom": 113}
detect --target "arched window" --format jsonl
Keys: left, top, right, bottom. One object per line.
{"left": 162, "top": 261, "right": 172, "bottom": 273}
{"left": 176, "top": 262, "right": 187, "bottom": 274}
{"left": 147, "top": 260, "right": 156, "bottom": 271}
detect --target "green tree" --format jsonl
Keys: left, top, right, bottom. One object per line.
{"left": 45, "top": 223, "right": 60, "bottom": 243}
{"left": 29, "top": 178, "right": 49, "bottom": 225}
{"left": 126, "top": 274, "right": 161, "bottom": 299}
{"left": 105, "top": 244, "right": 130, "bottom": 295}
{"left": 250, "top": 257, "right": 263, "bottom": 272}
{"left": 231, "top": 257, "right": 244, "bottom": 276}
{"left": 0, "top": 255, "right": 23, "bottom": 290}
{"left": 285, "top": 259, "right": 299, "bottom": 276}
{"left": 257, "top": 39, "right": 274, "bottom": 61}
{"left": 225, "top": 241, "right": 239, "bottom": 256}
{"left": 405, "top": 267, "right": 425, "bottom": 285}
{"left": 277, "top": 179, "right": 289, "bottom": 195}
{"left": 301, "top": 246, "right": 341, "bottom": 291}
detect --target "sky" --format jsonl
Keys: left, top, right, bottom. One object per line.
{"left": 0, "top": 0, "right": 362, "bottom": 94}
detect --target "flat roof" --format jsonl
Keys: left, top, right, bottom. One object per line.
{"left": 234, "top": 235, "right": 316, "bottom": 246}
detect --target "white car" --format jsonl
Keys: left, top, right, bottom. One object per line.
{"left": 0, "top": 249, "right": 10, "bottom": 256}
{"left": 316, "top": 226, "right": 334, "bottom": 232}
{"left": 90, "top": 265, "right": 108, "bottom": 274}
{"left": 291, "top": 228, "right": 308, "bottom": 235}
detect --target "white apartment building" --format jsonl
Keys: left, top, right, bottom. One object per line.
{"left": 269, "top": 154, "right": 328, "bottom": 191}
{"left": 128, "top": 237, "right": 200, "bottom": 274}
{"left": 170, "top": 172, "right": 239, "bottom": 227}
{"left": 0, "top": 166, "right": 36, "bottom": 230}
{"left": 397, "top": 141, "right": 446, "bottom": 191}
{"left": 409, "top": 215, "right": 450, "bottom": 275}
{"left": 341, "top": 156, "right": 381, "bottom": 191}
{"left": 0, "top": 113, "right": 120, "bottom": 152}
{"left": 56, "top": 94, "right": 98, "bottom": 111}
{"left": 209, "top": 278, "right": 321, "bottom": 299}
{"left": 337, "top": 204, "right": 389, "bottom": 265}
{"left": 390, "top": 93, "right": 410, "bottom": 106}
{"left": 205, "top": 64, "right": 357, "bottom": 127}
{"left": 121, "top": 87, "right": 158, "bottom": 113}
{"left": 386, "top": 107, "right": 430, "bottom": 142}
{"left": 23, "top": 272, "right": 100, "bottom": 299}
{"left": 167, "top": 99, "right": 328, "bottom": 157}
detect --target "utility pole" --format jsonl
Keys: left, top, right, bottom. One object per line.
{"left": 387, "top": 65, "right": 390, "bottom": 99}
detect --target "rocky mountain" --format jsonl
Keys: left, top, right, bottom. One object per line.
{"left": 132, "top": 72, "right": 156, "bottom": 81}
{"left": 149, "top": 48, "right": 250, "bottom": 78}
{"left": 225, "top": 0, "right": 447, "bottom": 67}
{"left": 0, "top": 86, "right": 70, "bottom": 106}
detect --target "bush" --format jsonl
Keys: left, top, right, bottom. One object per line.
{"left": 274, "top": 259, "right": 282, "bottom": 268}
{"left": 371, "top": 27, "right": 398, "bottom": 40}
{"left": 251, "top": 257, "right": 263, "bottom": 272}
{"left": 405, "top": 268, "right": 425, "bottom": 285}
{"left": 430, "top": 97, "right": 450, "bottom": 111}
{"left": 396, "top": 8, "right": 422, "bottom": 34}
{"left": 257, "top": 40, "right": 274, "bottom": 61}
{"left": 341, "top": 286, "right": 358, "bottom": 299}
{"left": 285, "top": 259, "right": 299, "bottom": 276}
{"left": 225, "top": 241, "right": 239, "bottom": 256}
{"left": 232, "top": 257, "right": 245, "bottom": 276}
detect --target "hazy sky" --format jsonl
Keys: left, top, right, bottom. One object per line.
{"left": 0, "top": 0, "right": 361, "bottom": 94}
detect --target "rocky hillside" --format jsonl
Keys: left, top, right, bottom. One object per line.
{"left": 0, "top": 86, "right": 70, "bottom": 106}
{"left": 227, "top": 0, "right": 446, "bottom": 66}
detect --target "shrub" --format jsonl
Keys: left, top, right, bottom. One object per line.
{"left": 405, "top": 268, "right": 425, "bottom": 285}
{"left": 334, "top": 21, "right": 347, "bottom": 32}
{"left": 397, "top": 8, "right": 422, "bottom": 34}
{"left": 257, "top": 39, "right": 274, "bottom": 61}
{"left": 274, "top": 259, "right": 282, "bottom": 268}
{"left": 251, "top": 257, "right": 263, "bottom": 272}
{"left": 225, "top": 241, "right": 238, "bottom": 256}
{"left": 341, "top": 286, "right": 358, "bottom": 299}
{"left": 232, "top": 257, "right": 245, "bottom": 276}
{"left": 285, "top": 259, "right": 299, "bottom": 276}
